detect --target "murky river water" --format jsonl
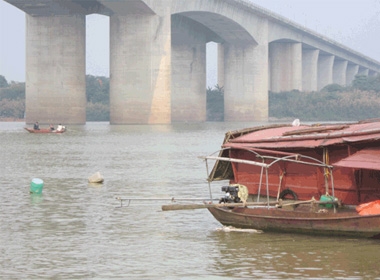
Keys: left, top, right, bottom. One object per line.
{"left": 1, "top": 121, "right": 380, "bottom": 279}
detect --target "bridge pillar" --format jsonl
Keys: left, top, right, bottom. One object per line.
{"left": 171, "top": 16, "right": 207, "bottom": 122}
{"left": 25, "top": 14, "right": 86, "bottom": 124}
{"left": 109, "top": 10, "right": 171, "bottom": 124}
{"left": 358, "top": 67, "right": 369, "bottom": 76}
{"left": 333, "top": 59, "right": 348, "bottom": 86}
{"left": 223, "top": 43, "right": 268, "bottom": 122}
{"left": 217, "top": 44, "right": 225, "bottom": 88}
{"left": 318, "top": 55, "right": 334, "bottom": 90}
{"left": 269, "top": 42, "right": 302, "bottom": 92}
{"left": 346, "top": 64, "right": 359, "bottom": 86}
{"left": 302, "top": 49, "right": 319, "bottom": 92}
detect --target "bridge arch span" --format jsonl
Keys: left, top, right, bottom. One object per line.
{"left": 170, "top": 10, "right": 264, "bottom": 122}
{"left": 176, "top": 11, "right": 257, "bottom": 45}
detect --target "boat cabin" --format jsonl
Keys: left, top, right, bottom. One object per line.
{"left": 208, "top": 120, "right": 380, "bottom": 205}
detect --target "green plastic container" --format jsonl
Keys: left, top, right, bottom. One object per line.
{"left": 30, "top": 178, "right": 44, "bottom": 194}
{"left": 320, "top": 195, "right": 335, "bottom": 208}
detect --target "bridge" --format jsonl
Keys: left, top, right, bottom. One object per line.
{"left": 4, "top": 0, "right": 380, "bottom": 124}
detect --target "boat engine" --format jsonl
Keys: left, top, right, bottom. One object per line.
{"left": 219, "top": 185, "right": 242, "bottom": 204}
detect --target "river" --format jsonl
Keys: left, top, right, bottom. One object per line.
{"left": 1, "top": 121, "right": 380, "bottom": 279}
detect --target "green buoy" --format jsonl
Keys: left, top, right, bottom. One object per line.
{"left": 30, "top": 178, "right": 44, "bottom": 194}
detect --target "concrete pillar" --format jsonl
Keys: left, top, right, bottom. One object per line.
{"left": 223, "top": 42, "right": 268, "bottom": 122}
{"left": 217, "top": 44, "right": 225, "bottom": 87}
{"left": 269, "top": 42, "right": 302, "bottom": 92}
{"left": 251, "top": 43, "right": 269, "bottom": 121}
{"left": 171, "top": 16, "right": 207, "bottom": 122}
{"left": 25, "top": 14, "right": 86, "bottom": 124}
{"left": 333, "top": 59, "right": 348, "bottom": 86}
{"left": 346, "top": 64, "right": 359, "bottom": 86}
{"left": 369, "top": 70, "right": 377, "bottom": 77}
{"left": 358, "top": 67, "right": 369, "bottom": 76}
{"left": 302, "top": 49, "right": 319, "bottom": 92}
{"left": 109, "top": 9, "right": 171, "bottom": 124}
{"left": 317, "top": 54, "right": 334, "bottom": 90}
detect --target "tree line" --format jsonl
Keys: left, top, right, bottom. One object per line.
{"left": 1, "top": 74, "right": 380, "bottom": 122}
{"left": 269, "top": 74, "right": 380, "bottom": 121}
{"left": 0, "top": 75, "right": 25, "bottom": 120}
{"left": 0, "top": 75, "right": 110, "bottom": 121}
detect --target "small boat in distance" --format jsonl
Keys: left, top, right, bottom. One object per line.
{"left": 199, "top": 119, "right": 380, "bottom": 238}
{"left": 24, "top": 127, "right": 66, "bottom": 133}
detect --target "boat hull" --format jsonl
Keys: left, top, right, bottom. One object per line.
{"left": 208, "top": 206, "right": 380, "bottom": 238}
{"left": 24, "top": 128, "right": 65, "bottom": 133}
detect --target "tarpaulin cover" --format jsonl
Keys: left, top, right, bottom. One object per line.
{"left": 356, "top": 200, "right": 380, "bottom": 216}
{"left": 333, "top": 147, "right": 380, "bottom": 171}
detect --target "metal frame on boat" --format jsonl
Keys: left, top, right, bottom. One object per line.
{"left": 202, "top": 147, "right": 336, "bottom": 206}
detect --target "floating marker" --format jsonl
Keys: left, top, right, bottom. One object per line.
{"left": 88, "top": 172, "right": 104, "bottom": 183}
{"left": 30, "top": 178, "right": 44, "bottom": 194}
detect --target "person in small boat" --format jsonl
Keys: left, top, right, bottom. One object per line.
{"left": 56, "top": 123, "right": 64, "bottom": 132}
{"left": 33, "top": 121, "right": 40, "bottom": 130}
{"left": 49, "top": 124, "right": 54, "bottom": 131}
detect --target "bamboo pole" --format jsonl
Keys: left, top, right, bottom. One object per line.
{"left": 161, "top": 199, "right": 339, "bottom": 211}
{"left": 115, "top": 197, "right": 219, "bottom": 207}
{"left": 162, "top": 201, "right": 277, "bottom": 211}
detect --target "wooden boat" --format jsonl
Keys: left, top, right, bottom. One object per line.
{"left": 199, "top": 119, "right": 380, "bottom": 238}
{"left": 24, "top": 127, "right": 66, "bottom": 133}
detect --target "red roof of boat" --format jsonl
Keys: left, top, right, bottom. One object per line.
{"left": 224, "top": 121, "right": 380, "bottom": 149}
{"left": 333, "top": 147, "right": 380, "bottom": 171}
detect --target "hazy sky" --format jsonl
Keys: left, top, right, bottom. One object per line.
{"left": 0, "top": 0, "right": 379, "bottom": 83}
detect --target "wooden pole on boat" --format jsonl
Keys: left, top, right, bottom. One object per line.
{"left": 115, "top": 197, "right": 219, "bottom": 207}
{"left": 205, "top": 158, "right": 213, "bottom": 201}
{"left": 161, "top": 198, "right": 340, "bottom": 211}
{"left": 161, "top": 201, "right": 277, "bottom": 211}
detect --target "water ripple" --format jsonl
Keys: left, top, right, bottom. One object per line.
{"left": 1, "top": 122, "right": 380, "bottom": 279}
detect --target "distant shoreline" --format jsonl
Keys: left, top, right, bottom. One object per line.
{"left": 0, "top": 118, "right": 24, "bottom": 122}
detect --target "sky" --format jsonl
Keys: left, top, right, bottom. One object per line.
{"left": 0, "top": 0, "right": 380, "bottom": 84}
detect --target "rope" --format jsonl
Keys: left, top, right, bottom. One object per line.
{"left": 323, "top": 148, "right": 330, "bottom": 194}
{"left": 276, "top": 171, "right": 285, "bottom": 201}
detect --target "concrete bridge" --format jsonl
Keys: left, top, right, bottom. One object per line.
{"left": 4, "top": 0, "right": 380, "bottom": 124}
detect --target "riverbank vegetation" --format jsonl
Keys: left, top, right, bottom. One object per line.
{"left": 0, "top": 74, "right": 110, "bottom": 121}
{"left": 0, "top": 76, "right": 25, "bottom": 120}
{"left": 1, "top": 74, "right": 379, "bottom": 122}
{"left": 269, "top": 75, "right": 380, "bottom": 121}
{"left": 85, "top": 75, "right": 109, "bottom": 121}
